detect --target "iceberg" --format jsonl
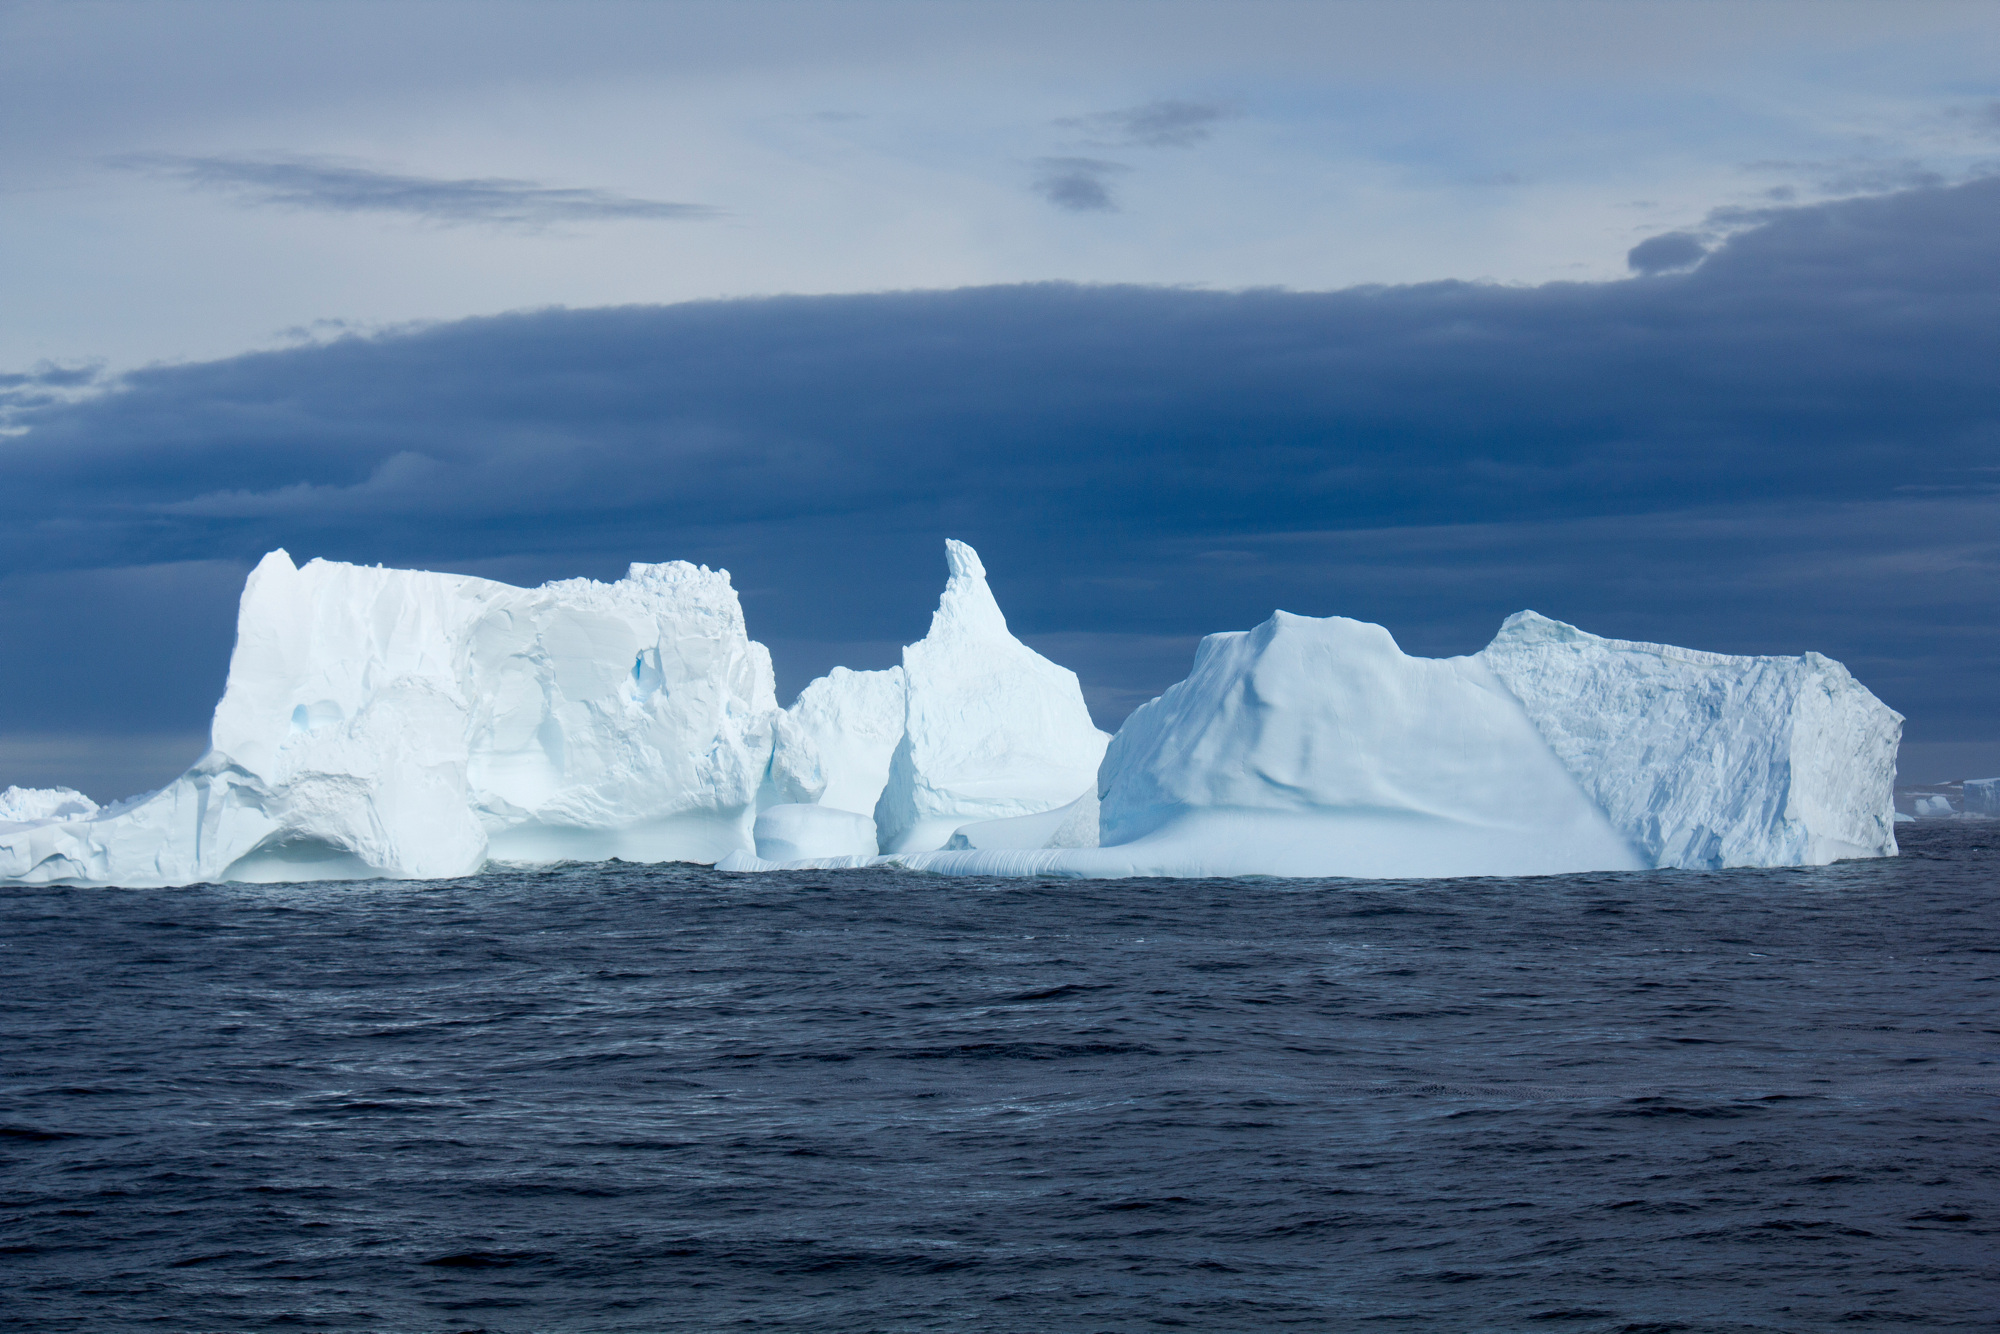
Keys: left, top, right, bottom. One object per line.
{"left": 1962, "top": 778, "right": 2000, "bottom": 816}
{"left": 747, "top": 539, "right": 1107, "bottom": 860}
{"left": 0, "top": 540, "right": 1902, "bottom": 887}
{"left": 0, "top": 551, "right": 783, "bottom": 885}
{"left": 868, "top": 540, "right": 1109, "bottom": 852}
{"left": 1077, "top": 609, "right": 1899, "bottom": 876}
{"left": 731, "top": 609, "right": 1901, "bottom": 879}
{"left": 1087, "top": 612, "right": 1648, "bottom": 878}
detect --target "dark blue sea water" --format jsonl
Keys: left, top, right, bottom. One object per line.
{"left": 3, "top": 823, "right": 1996, "bottom": 1333}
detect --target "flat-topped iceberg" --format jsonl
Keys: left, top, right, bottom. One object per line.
{"left": 1, "top": 551, "right": 785, "bottom": 885}
{"left": 1, "top": 540, "right": 1901, "bottom": 886}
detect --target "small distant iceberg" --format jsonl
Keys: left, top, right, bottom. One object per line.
{"left": 1891, "top": 776, "right": 2000, "bottom": 819}
{"left": 1, "top": 540, "right": 1902, "bottom": 886}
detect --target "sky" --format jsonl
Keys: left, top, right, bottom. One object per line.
{"left": 3, "top": 0, "right": 1999, "bottom": 799}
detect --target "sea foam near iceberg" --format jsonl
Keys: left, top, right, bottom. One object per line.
{"left": 0, "top": 541, "right": 1901, "bottom": 885}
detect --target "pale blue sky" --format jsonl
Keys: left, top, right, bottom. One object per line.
{"left": 4, "top": 0, "right": 1998, "bottom": 375}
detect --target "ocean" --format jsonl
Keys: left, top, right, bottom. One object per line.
{"left": 3, "top": 822, "right": 1995, "bottom": 1332}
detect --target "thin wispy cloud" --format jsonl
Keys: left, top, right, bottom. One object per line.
{"left": 1032, "top": 157, "right": 1129, "bottom": 212}
{"left": 1745, "top": 156, "right": 1948, "bottom": 201}
{"left": 1945, "top": 101, "right": 2000, "bottom": 134}
{"left": 0, "top": 363, "right": 102, "bottom": 391}
{"left": 1056, "top": 100, "right": 1238, "bottom": 149}
{"left": 111, "top": 154, "right": 718, "bottom": 228}
{"left": 0, "top": 362, "right": 106, "bottom": 435}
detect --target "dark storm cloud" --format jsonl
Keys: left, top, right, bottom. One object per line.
{"left": 1056, "top": 99, "right": 1236, "bottom": 148}
{"left": 112, "top": 154, "right": 717, "bottom": 227}
{"left": 1031, "top": 157, "right": 1128, "bottom": 211}
{"left": 1626, "top": 231, "right": 1708, "bottom": 273}
{"left": 4, "top": 176, "right": 2000, "bottom": 785}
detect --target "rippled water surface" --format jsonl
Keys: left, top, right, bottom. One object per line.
{"left": 3, "top": 823, "right": 1997, "bottom": 1332}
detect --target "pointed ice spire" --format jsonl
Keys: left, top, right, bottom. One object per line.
{"left": 872, "top": 539, "right": 1110, "bottom": 852}
{"left": 927, "top": 538, "right": 1011, "bottom": 639}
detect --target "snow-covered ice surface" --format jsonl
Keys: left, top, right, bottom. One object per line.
{"left": 0, "top": 787, "right": 99, "bottom": 824}
{"left": 944, "top": 791, "right": 1099, "bottom": 851}
{"left": 869, "top": 540, "right": 1109, "bottom": 853}
{"left": 0, "top": 551, "right": 781, "bottom": 886}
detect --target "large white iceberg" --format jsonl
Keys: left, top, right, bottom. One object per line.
{"left": 727, "top": 609, "right": 1901, "bottom": 879}
{"left": 0, "top": 551, "right": 784, "bottom": 885}
{"left": 1071, "top": 609, "right": 1900, "bottom": 876}
{"left": 1, "top": 541, "right": 1902, "bottom": 886}
{"left": 1085, "top": 612, "right": 1647, "bottom": 878}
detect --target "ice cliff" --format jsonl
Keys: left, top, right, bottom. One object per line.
{"left": 1, "top": 542, "right": 1901, "bottom": 886}
{"left": 1479, "top": 612, "right": 1900, "bottom": 868}
{"left": 784, "top": 666, "right": 906, "bottom": 818}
